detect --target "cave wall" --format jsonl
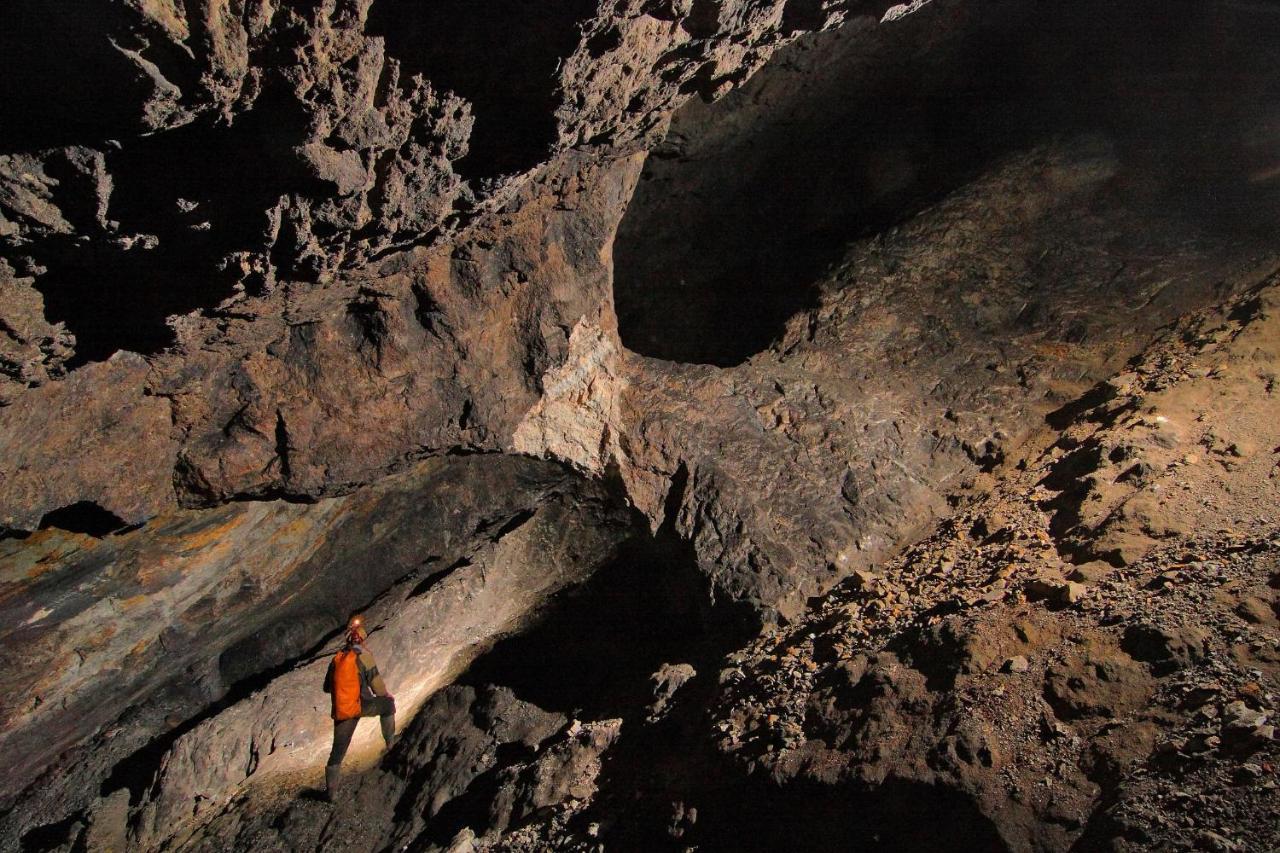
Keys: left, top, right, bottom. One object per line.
{"left": 0, "top": 454, "right": 637, "bottom": 849}
{"left": 0, "top": 0, "right": 869, "bottom": 538}
{"left": 0, "top": 0, "right": 859, "bottom": 398}
{"left": 3, "top": 0, "right": 1280, "bottom": 849}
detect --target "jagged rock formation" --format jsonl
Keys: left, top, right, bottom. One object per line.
{"left": 2, "top": 0, "right": 1279, "bottom": 851}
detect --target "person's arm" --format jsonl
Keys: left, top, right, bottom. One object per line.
{"left": 359, "top": 650, "right": 392, "bottom": 697}
{"left": 322, "top": 658, "right": 334, "bottom": 694}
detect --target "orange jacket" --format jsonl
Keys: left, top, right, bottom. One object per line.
{"left": 323, "top": 644, "right": 389, "bottom": 720}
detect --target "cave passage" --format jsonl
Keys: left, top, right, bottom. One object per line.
{"left": 457, "top": 530, "right": 750, "bottom": 722}
{"left": 411, "top": 528, "right": 753, "bottom": 847}
{"left": 367, "top": 0, "right": 597, "bottom": 181}
{"left": 37, "top": 501, "right": 130, "bottom": 537}
{"left": 613, "top": 0, "right": 1280, "bottom": 366}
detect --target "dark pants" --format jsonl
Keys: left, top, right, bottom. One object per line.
{"left": 327, "top": 695, "right": 396, "bottom": 768}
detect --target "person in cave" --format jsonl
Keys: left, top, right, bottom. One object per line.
{"left": 321, "top": 614, "right": 397, "bottom": 801}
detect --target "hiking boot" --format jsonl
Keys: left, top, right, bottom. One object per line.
{"left": 323, "top": 764, "right": 340, "bottom": 803}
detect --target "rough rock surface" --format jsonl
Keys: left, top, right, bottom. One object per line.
{"left": 701, "top": 283, "right": 1280, "bottom": 852}
{"left": 3, "top": 0, "right": 1280, "bottom": 850}
{"left": 0, "top": 456, "right": 636, "bottom": 849}
{"left": 365, "top": 250, "right": 1277, "bottom": 853}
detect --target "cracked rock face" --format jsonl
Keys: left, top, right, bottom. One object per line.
{"left": 3, "top": 0, "right": 1280, "bottom": 851}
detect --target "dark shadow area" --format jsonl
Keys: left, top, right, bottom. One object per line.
{"left": 1045, "top": 382, "right": 1119, "bottom": 431}
{"left": 614, "top": 0, "right": 1280, "bottom": 365}
{"left": 684, "top": 777, "right": 1009, "bottom": 853}
{"left": 366, "top": 0, "right": 596, "bottom": 180}
{"left": 0, "top": 0, "right": 175, "bottom": 152}
{"left": 25, "top": 84, "right": 315, "bottom": 365}
{"left": 576, "top": 702, "right": 1009, "bottom": 853}
{"left": 18, "top": 810, "right": 86, "bottom": 853}
{"left": 37, "top": 502, "right": 130, "bottom": 538}
{"left": 458, "top": 530, "right": 754, "bottom": 722}
{"left": 1037, "top": 442, "right": 1104, "bottom": 546}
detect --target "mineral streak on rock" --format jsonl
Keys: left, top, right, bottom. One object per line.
{"left": 513, "top": 320, "right": 627, "bottom": 476}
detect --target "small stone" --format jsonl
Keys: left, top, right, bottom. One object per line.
{"left": 1184, "top": 684, "right": 1221, "bottom": 707}
{"left": 1003, "top": 656, "right": 1030, "bottom": 674}
{"left": 1025, "top": 577, "right": 1085, "bottom": 605}
{"left": 1236, "top": 763, "right": 1264, "bottom": 781}
{"left": 1223, "top": 701, "right": 1268, "bottom": 731}
{"left": 1025, "top": 577, "right": 1059, "bottom": 600}
{"left": 1196, "top": 830, "right": 1241, "bottom": 852}
{"left": 1061, "top": 581, "right": 1087, "bottom": 604}
{"left": 851, "top": 568, "right": 881, "bottom": 589}
{"left": 1067, "top": 561, "right": 1112, "bottom": 584}
{"left": 1039, "top": 712, "right": 1070, "bottom": 741}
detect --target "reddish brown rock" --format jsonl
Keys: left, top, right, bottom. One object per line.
{"left": 0, "top": 351, "right": 176, "bottom": 530}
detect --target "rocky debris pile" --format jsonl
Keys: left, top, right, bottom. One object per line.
{"left": 709, "top": 281, "right": 1280, "bottom": 851}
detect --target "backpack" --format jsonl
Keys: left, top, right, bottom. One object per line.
{"left": 331, "top": 649, "right": 363, "bottom": 720}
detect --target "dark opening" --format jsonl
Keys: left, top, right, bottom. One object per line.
{"left": 38, "top": 501, "right": 130, "bottom": 538}
{"left": 613, "top": 0, "right": 1280, "bottom": 365}
{"left": 366, "top": 0, "right": 597, "bottom": 180}
{"left": 0, "top": 0, "right": 180, "bottom": 152}
{"left": 25, "top": 85, "right": 315, "bottom": 366}
{"left": 458, "top": 531, "right": 751, "bottom": 720}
